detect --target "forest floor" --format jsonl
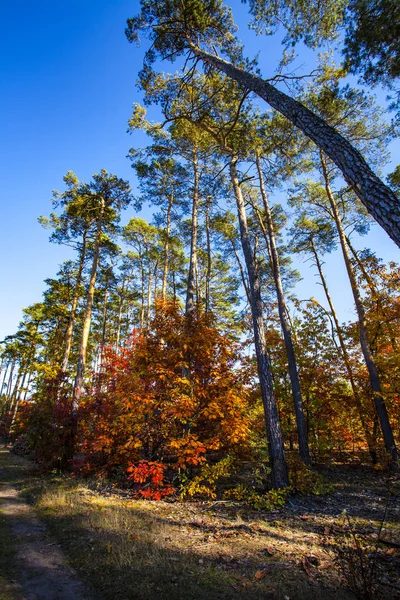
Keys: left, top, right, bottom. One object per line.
{"left": 0, "top": 447, "right": 399, "bottom": 600}
{"left": 0, "top": 447, "right": 90, "bottom": 600}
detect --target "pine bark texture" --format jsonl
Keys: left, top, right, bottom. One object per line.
{"left": 230, "top": 157, "right": 288, "bottom": 489}
{"left": 186, "top": 149, "right": 199, "bottom": 315}
{"left": 256, "top": 157, "right": 311, "bottom": 466}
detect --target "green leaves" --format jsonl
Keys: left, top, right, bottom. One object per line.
{"left": 126, "top": 0, "right": 239, "bottom": 64}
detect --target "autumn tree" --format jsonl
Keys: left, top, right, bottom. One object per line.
{"left": 70, "top": 171, "right": 132, "bottom": 411}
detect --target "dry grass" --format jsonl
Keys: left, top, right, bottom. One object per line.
{"left": 30, "top": 482, "right": 356, "bottom": 600}
{"left": 2, "top": 448, "right": 399, "bottom": 600}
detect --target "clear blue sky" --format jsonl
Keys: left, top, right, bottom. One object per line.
{"left": 0, "top": 0, "right": 399, "bottom": 341}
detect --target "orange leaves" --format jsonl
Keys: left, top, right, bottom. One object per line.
{"left": 127, "top": 461, "right": 175, "bottom": 499}
{"left": 75, "top": 301, "right": 251, "bottom": 489}
{"left": 169, "top": 437, "right": 207, "bottom": 468}
{"left": 127, "top": 460, "right": 164, "bottom": 485}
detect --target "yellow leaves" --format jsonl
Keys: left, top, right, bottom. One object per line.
{"left": 78, "top": 303, "right": 252, "bottom": 479}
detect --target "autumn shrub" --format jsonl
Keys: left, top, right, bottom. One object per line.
{"left": 223, "top": 484, "right": 290, "bottom": 510}
{"left": 126, "top": 460, "right": 175, "bottom": 500}
{"left": 12, "top": 374, "right": 74, "bottom": 470}
{"left": 287, "top": 453, "right": 334, "bottom": 495}
{"left": 180, "top": 455, "right": 236, "bottom": 499}
{"left": 76, "top": 301, "right": 251, "bottom": 492}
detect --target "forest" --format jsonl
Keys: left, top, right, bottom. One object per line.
{"left": 0, "top": 1, "right": 399, "bottom": 599}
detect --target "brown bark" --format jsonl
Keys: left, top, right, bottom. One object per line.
{"left": 255, "top": 156, "right": 311, "bottom": 465}
{"left": 230, "top": 156, "right": 288, "bottom": 488}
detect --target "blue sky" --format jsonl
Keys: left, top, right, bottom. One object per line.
{"left": 0, "top": 0, "right": 399, "bottom": 341}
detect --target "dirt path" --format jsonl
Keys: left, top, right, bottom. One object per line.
{"left": 0, "top": 447, "right": 90, "bottom": 600}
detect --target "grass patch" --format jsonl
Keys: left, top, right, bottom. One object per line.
{"left": 25, "top": 479, "right": 355, "bottom": 600}
{"left": 1, "top": 448, "right": 398, "bottom": 599}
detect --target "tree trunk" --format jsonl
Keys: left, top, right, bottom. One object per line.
{"left": 186, "top": 148, "right": 199, "bottom": 315}
{"left": 61, "top": 230, "right": 88, "bottom": 372}
{"left": 204, "top": 196, "right": 213, "bottom": 313}
{"left": 256, "top": 156, "right": 311, "bottom": 465}
{"left": 140, "top": 261, "right": 146, "bottom": 330}
{"left": 5, "top": 361, "right": 15, "bottom": 401}
{"left": 72, "top": 197, "right": 105, "bottom": 412}
{"left": 231, "top": 240, "right": 251, "bottom": 305}
{"left": 190, "top": 45, "right": 400, "bottom": 248}
{"left": 1, "top": 362, "right": 10, "bottom": 400}
{"left": 321, "top": 153, "right": 398, "bottom": 465}
{"left": 346, "top": 235, "right": 398, "bottom": 352}
{"left": 310, "top": 237, "right": 377, "bottom": 463}
{"left": 147, "top": 268, "right": 153, "bottom": 327}
{"left": 230, "top": 156, "right": 288, "bottom": 488}
{"left": 115, "top": 277, "right": 126, "bottom": 352}
{"left": 99, "top": 274, "right": 110, "bottom": 367}
{"left": 9, "top": 369, "right": 29, "bottom": 433}
{"left": 162, "top": 193, "right": 173, "bottom": 302}
{"left": 23, "top": 371, "right": 33, "bottom": 400}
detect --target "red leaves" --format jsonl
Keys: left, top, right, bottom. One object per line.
{"left": 76, "top": 302, "right": 250, "bottom": 485}
{"left": 127, "top": 461, "right": 174, "bottom": 499}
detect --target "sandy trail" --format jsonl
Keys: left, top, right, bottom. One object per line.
{"left": 0, "top": 448, "right": 90, "bottom": 600}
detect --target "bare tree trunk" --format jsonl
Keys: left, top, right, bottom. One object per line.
{"left": 23, "top": 371, "right": 33, "bottom": 400}
{"left": 1, "top": 362, "right": 10, "bottom": 399}
{"left": 140, "top": 262, "right": 146, "bottom": 330}
{"left": 190, "top": 45, "right": 400, "bottom": 247}
{"left": 186, "top": 148, "right": 199, "bottom": 315}
{"left": 99, "top": 274, "right": 110, "bottom": 367}
{"left": 321, "top": 153, "right": 398, "bottom": 465}
{"left": 256, "top": 156, "right": 311, "bottom": 465}
{"left": 205, "top": 196, "right": 212, "bottom": 313}
{"left": 162, "top": 193, "right": 173, "bottom": 302}
{"left": 310, "top": 237, "right": 377, "bottom": 463}
{"left": 230, "top": 156, "right": 288, "bottom": 488}
{"left": 154, "top": 263, "right": 158, "bottom": 304}
{"left": 9, "top": 369, "right": 29, "bottom": 433}
{"left": 231, "top": 241, "right": 251, "bottom": 305}
{"left": 5, "top": 361, "right": 15, "bottom": 401}
{"left": 61, "top": 231, "right": 88, "bottom": 372}
{"left": 147, "top": 268, "right": 153, "bottom": 327}
{"left": 115, "top": 278, "right": 126, "bottom": 352}
{"left": 72, "top": 197, "right": 105, "bottom": 412}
